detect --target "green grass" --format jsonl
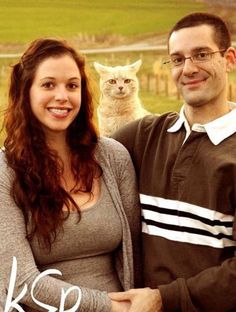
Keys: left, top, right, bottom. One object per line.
{"left": 0, "top": 0, "right": 208, "bottom": 47}
{"left": 140, "top": 91, "right": 182, "bottom": 114}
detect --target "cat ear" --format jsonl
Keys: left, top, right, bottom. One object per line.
{"left": 94, "top": 62, "right": 110, "bottom": 74}
{"left": 129, "top": 59, "right": 142, "bottom": 73}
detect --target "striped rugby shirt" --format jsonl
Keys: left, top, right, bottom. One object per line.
{"left": 113, "top": 106, "right": 236, "bottom": 312}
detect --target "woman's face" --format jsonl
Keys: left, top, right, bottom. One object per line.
{"left": 29, "top": 54, "right": 82, "bottom": 139}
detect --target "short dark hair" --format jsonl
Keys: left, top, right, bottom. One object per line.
{"left": 168, "top": 12, "right": 231, "bottom": 50}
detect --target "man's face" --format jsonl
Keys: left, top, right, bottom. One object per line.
{"left": 169, "top": 24, "right": 229, "bottom": 108}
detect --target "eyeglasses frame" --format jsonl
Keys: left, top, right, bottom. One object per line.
{"left": 163, "top": 49, "right": 227, "bottom": 68}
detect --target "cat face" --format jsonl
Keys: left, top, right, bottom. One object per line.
{"left": 94, "top": 60, "right": 142, "bottom": 99}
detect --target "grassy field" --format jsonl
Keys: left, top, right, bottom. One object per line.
{"left": 0, "top": 0, "right": 208, "bottom": 48}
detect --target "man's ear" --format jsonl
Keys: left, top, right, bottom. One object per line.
{"left": 225, "top": 47, "right": 236, "bottom": 72}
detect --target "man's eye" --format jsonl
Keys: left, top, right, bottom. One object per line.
{"left": 108, "top": 79, "right": 116, "bottom": 84}
{"left": 195, "top": 52, "right": 208, "bottom": 60}
{"left": 171, "top": 57, "right": 184, "bottom": 65}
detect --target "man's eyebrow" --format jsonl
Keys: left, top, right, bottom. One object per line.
{"left": 192, "top": 47, "right": 213, "bottom": 53}
{"left": 170, "top": 47, "right": 213, "bottom": 56}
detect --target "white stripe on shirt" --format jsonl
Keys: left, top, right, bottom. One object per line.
{"left": 140, "top": 194, "right": 236, "bottom": 248}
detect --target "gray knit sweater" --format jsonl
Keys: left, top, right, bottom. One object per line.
{"left": 0, "top": 137, "right": 141, "bottom": 311}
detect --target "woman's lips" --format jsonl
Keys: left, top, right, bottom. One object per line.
{"left": 47, "top": 107, "right": 71, "bottom": 118}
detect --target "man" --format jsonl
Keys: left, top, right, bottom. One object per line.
{"left": 109, "top": 12, "right": 236, "bottom": 312}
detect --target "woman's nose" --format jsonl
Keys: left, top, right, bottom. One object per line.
{"left": 54, "top": 86, "right": 68, "bottom": 102}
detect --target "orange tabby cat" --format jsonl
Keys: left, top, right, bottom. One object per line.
{"left": 94, "top": 60, "right": 150, "bottom": 136}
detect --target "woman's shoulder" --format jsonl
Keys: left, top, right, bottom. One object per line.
{"left": 96, "top": 137, "right": 131, "bottom": 166}
{"left": 97, "top": 136, "right": 130, "bottom": 159}
{"left": 0, "top": 148, "right": 7, "bottom": 168}
{"left": 0, "top": 148, "right": 14, "bottom": 181}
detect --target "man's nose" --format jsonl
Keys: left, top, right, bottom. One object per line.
{"left": 182, "top": 57, "right": 199, "bottom": 75}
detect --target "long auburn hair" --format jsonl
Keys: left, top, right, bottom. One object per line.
{"left": 4, "top": 38, "right": 101, "bottom": 249}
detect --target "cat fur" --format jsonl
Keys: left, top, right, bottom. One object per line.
{"left": 94, "top": 59, "right": 150, "bottom": 137}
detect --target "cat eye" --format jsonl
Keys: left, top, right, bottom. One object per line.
{"left": 124, "top": 79, "right": 131, "bottom": 83}
{"left": 108, "top": 79, "right": 116, "bottom": 84}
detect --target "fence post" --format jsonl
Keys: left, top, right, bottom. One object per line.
{"left": 140, "top": 74, "right": 147, "bottom": 91}
{"left": 110, "top": 53, "right": 115, "bottom": 63}
{"left": 228, "top": 84, "right": 232, "bottom": 101}
{"left": 176, "top": 89, "right": 181, "bottom": 100}
{"left": 147, "top": 73, "right": 151, "bottom": 92}
{"left": 155, "top": 74, "right": 159, "bottom": 95}
{"left": 164, "top": 75, "right": 169, "bottom": 97}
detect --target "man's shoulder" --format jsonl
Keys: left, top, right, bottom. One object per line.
{"left": 113, "top": 112, "right": 179, "bottom": 140}
{"left": 136, "top": 111, "right": 179, "bottom": 131}
{"left": 111, "top": 112, "right": 180, "bottom": 155}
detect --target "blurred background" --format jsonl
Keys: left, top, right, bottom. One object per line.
{"left": 0, "top": 0, "right": 235, "bottom": 146}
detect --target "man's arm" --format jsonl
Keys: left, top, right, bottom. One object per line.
{"left": 109, "top": 254, "right": 236, "bottom": 312}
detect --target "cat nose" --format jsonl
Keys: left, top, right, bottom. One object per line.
{"left": 118, "top": 86, "right": 123, "bottom": 91}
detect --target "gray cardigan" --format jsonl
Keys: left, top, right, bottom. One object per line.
{"left": 0, "top": 137, "right": 141, "bottom": 311}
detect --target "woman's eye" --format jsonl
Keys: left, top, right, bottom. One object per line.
{"left": 42, "top": 82, "right": 54, "bottom": 89}
{"left": 108, "top": 79, "right": 116, "bottom": 84}
{"left": 67, "top": 83, "right": 79, "bottom": 90}
{"left": 124, "top": 79, "right": 131, "bottom": 83}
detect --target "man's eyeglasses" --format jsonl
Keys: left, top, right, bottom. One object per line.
{"left": 163, "top": 50, "right": 226, "bottom": 68}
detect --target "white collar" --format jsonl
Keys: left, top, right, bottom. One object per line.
{"left": 167, "top": 103, "right": 236, "bottom": 145}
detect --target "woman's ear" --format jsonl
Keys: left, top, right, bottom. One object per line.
{"left": 225, "top": 47, "right": 236, "bottom": 72}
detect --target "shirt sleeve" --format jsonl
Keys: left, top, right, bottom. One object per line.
{"left": 0, "top": 153, "right": 111, "bottom": 312}
{"left": 159, "top": 251, "right": 236, "bottom": 312}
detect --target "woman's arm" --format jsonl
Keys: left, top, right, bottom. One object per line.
{"left": 116, "top": 146, "right": 143, "bottom": 288}
{"left": 105, "top": 138, "right": 142, "bottom": 288}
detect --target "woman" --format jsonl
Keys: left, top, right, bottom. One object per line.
{"left": 0, "top": 38, "right": 141, "bottom": 311}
